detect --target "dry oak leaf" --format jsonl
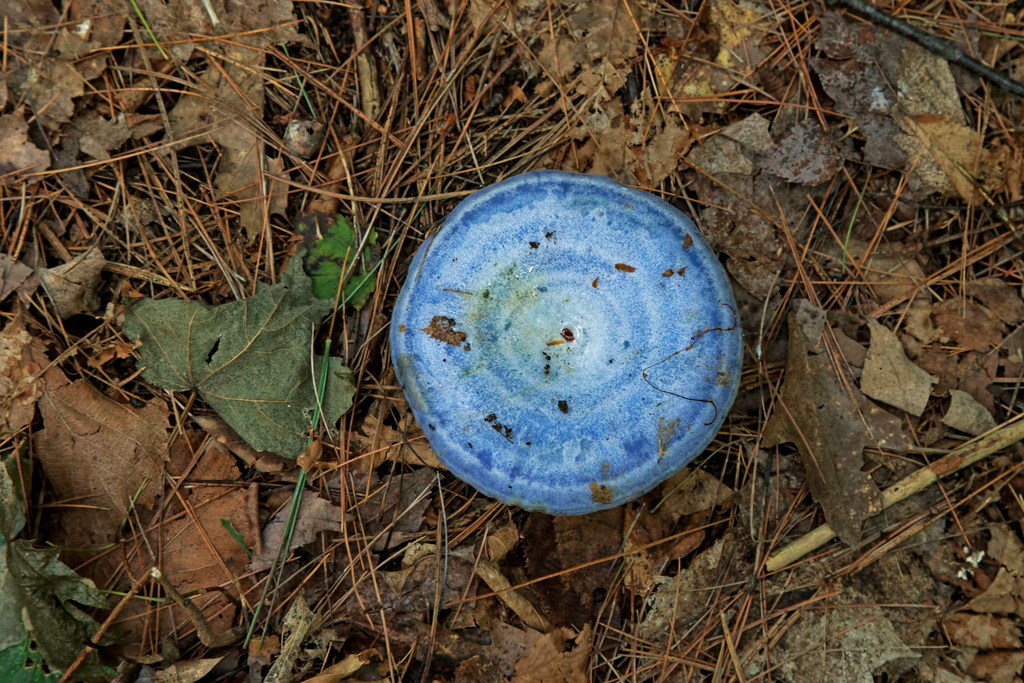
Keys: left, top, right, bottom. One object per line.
{"left": 123, "top": 252, "right": 356, "bottom": 458}
{"left": 764, "top": 310, "right": 909, "bottom": 545}
{"left": 861, "top": 319, "right": 937, "bottom": 417}
{"left": 34, "top": 379, "right": 168, "bottom": 548}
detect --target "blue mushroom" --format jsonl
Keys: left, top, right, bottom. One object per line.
{"left": 390, "top": 171, "right": 742, "bottom": 515}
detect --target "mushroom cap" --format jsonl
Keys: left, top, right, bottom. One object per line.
{"left": 391, "top": 171, "right": 742, "bottom": 515}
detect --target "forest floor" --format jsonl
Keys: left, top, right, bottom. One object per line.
{"left": 2, "top": 0, "right": 1024, "bottom": 681}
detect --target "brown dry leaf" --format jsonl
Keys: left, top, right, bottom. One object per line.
{"left": 38, "top": 246, "right": 106, "bottom": 318}
{"left": 194, "top": 415, "right": 290, "bottom": 473}
{"left": 694, "top": 173, "right": 796, "bottom": 299}
{"left": 764, "top": 311, "right": 903, "bottom": 545}
{"left": 35, "top": 379, "right": 168, "bottom": 548}
{"left": 77, "top": 111, "right": 132, "bottom": 160}
{"left": 248, "top": 491, "right": 348, "bottom": 573}
{"left": 639, "top": 535, "right": 727, "bottom": 642}
{"left": 132, "top": 0, "right": 299, "bottom": 62}
{"left": 942, "top": 613, "right": 1022, "bottom": 650}
{"left": 10, "top": 56, "right": 85, "bottom": 130}
{"left": 812, "top": 14, "right": 905, "bottom": 167}
{"left": 571, "top": 99, "right": 691, "bottom": 187}
{"left": 942, "top": 389, "right": 996, "bottom": 436}
{"left": 763, "top": 119, "right": 842, "bottom": 185}
{"left": 536, "top": 0, "right": 646, "bottom": 98}
{"left": 932, "top": 299, "right": 1005, "bottom": 352}
{"left": 1, "top": 314, "right": 63, "bottom": 432}
{"left": 475, "top": 560, "right": 552, "bottom": 634}
{"left": 656, "top": 467, "right": 733, "bottom": 523}
{"left": 151, "top": 657, "right": 224, "bottom": 683}
{"left": 352, "top": 411, "right": 444, "bottom": 470}
{"left": 861, "top": 319, "right": 937, "bottom": 416}
{"left": 146, "top": 488, "right": 254, "bottom": 635}
{"left": 303, "top": 649, "right": 379, "bottom": 682}
{"left": 965, "top": 527, "right": 1024, "bottom": 618}
{"left": 355, "top": 469, "right": 435, "bottom": 550}
{"left": 69, "top": 0, "right": 128, "bottom": 49}
{"left": 965, "top": 278, "right": 1024, "bottom": 326}
{"left": 168, "top": 47, "right": 270, "bottom": 241}
{"left": 968, "top": 650, "right": 1024, "bottom": 682}
{"left": 0, "top": 109, "right": 52, "bottom": 176}
{"left": 485, "top": 523, "right": 520, "bottom": 562}
{"left": 895, "top": 115, "right": 1001, "bottom": 204}
{"left": 513, "top": 625, "right": 591, "bottom": 683}
{"left": 771, "top": 588, "right": 918, "bottom": 681}
{"left": 522, "top": 509, "right": 623, "bottom": 628}
{"left": 0, "top": 256, "right": 34, "bottom": 304}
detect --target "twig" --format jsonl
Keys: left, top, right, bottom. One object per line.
{"left": 827, "top": 0, "right": 1024, "bottom": 99}
{"left": 765, "top": 413, "right": 1024, "bottom": 571}
{"left": 150, "top": 568, "right": 245, "bottom": 648}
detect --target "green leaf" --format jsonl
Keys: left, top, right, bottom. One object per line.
{"left": 0, "top": 462, "right": 108, "bottom": 681}
{"left": 296, "top": 213, "right": 379, "bottom": 309}
{"left": 0, "top": 638, "right": 60, "bottom": 683}
{"left": 123, "top": 250, "right": 356, "bottom": 458}
{"left": 221, "top": 518, "right": 251, "bottom": 557}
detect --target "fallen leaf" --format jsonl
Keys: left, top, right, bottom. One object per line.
{"left": 639, "top": 536, "right": 727, "bottom": 642}
{"left": 77, "top": 111, "right": 132, "bottom": 160}
{"left": 0, "top": 109, "right": 51, "bottom": 177}
{"left": 943, "top": 613, "right": 1021, "bottom": 650}
{"left": 772, "top": 587, "right": 919, "bottom": 681}
{"left": 514, "top": 625, "right": 591, "bottom": 683}
{"left": 295, "top": 213, "right": 380, "bottom": 308}
{"left": 354, "top": 469, "right": 435, "bottom": 550}
{"left": 967, "top": 650, "right": 1024, "bottom": 682}
{"left": 303, "top": 649, "right": 379, "bottom": 682}
{"left": 167, "top": 47, "right": 272, "bottom": 240}
{"left": 0, "top": 255, "right": 34, "bottom": 304}
{"left": 151, "top": 657, "right": 224, "bottom": 683}
{"left": 1, "top": 314, "right": 63, "bottom": 433}
{"left": 966, "top": 279, "right": 1024, "bottom": 326}
{"left": 965, "top": 527, "right": 1024, "bottom": 618}
{"left": 895, "top": 114, "right": 1001, "bottom": 204}
{"left": 522, "top": 509, "right": 623, "bottom": 628}
{"left": 763, "top": 119, "right": 842, "bottom": 185}
{"left": 942, "top": 389, "right": 996, "bottom": 436}
{"left": 193, "top": 415, "right": 290, "bottom": 473}
{"left": 38, "top": 246, "right": 106, "bottom": 318}
{"left": 123, "top": 251, "right": 356, "bottom": 458}
{"left": 137, "top": 488, "right": 254, "bottom": 636}
{"left": 34, "top": 379, "right": 168, "bottom": 548}
{"left": 861, "top": 319, "right": 937, "bottom": 416}
{"left": 352, "top": 411, "right": 444, "bottom": 471}
{"left": 264, "top": 592, "right": 319, "bottom": 683}
{"left": 248, "top": 491, "right": 347, "bottom": 573}
{"left": 536, "top": 0, "right": 646, "bottom": 98}
{"left": 765, "top": 311, "right": 905, "bottom": 545}
{"left": 932, "top": 299, "right": 1005, "bottom": 352}
{"left": 0, "top": 459, "right": 109, "bottom": 679}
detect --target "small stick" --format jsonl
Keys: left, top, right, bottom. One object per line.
{"left": 828, "top": 0, "right": 1024, "bottom": 99}
{"left": 150, "top": 568, "right": 245, "bottom": 648}
{"left": 60, "top": 571, "right": 151, "bottom": 683}
{"left": 766, "top": 413, "right": 1024, "bottom": 572}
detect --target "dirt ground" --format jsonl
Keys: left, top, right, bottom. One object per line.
{"left": 2, "top": 0, "right": 1024, "bottom": 681}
